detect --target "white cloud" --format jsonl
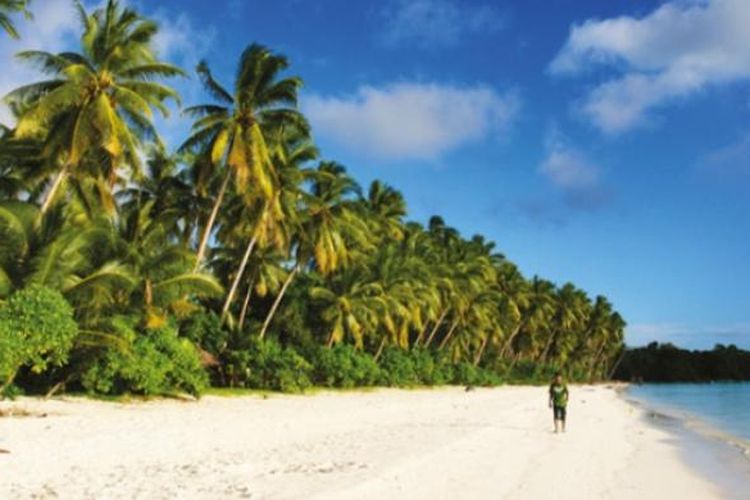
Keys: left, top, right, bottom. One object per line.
{"left": 539, "top": 130, "right": 600, "bottom": 191}
{"left": 0, "top": 0, "right": 80, "bottom": 124}
{"left": 696, "top": 131, "right": 750, "bottom": 178}
{"left": 304, "top": 82, "right": 520, "bottom": 161}
{"left": 380, "top": 0, "right": 505, "bottom": 48}
{"left": 152, "top": 12, "right": 215, "bottom": 67}
{"left": 550, "top": 0, "right": 750, "bottom": 134}
{"left": 537, "top": 127, "right": 609, "bottom": 210}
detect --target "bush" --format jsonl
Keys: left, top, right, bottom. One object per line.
{"left": 224, "top": 338, "right": 312, "bottom": 393}
{"left": 81, "top": 318, "right": 208, "bottom": 397}
{"left": 0, "top": 285, "right": 78, "bottom": 390}
{"left": 181, "top": 310, "right": 228, "bottom": 356}
{"left": 509, "top": 359, "right": 538, "bottom": 382}
{"left": 308, "top": 344, "right": 380, "bottom": 388}
{"left": 377, "top": 347, "right": 420, "bottom": 387}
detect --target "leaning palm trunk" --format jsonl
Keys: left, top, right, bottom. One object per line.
{"left": 220, "top": 232, "right": 259, "bottom": 322}
{"left": 258, "top": 264, "right": 299, "bottom": 340}
{"left": 537, "top": 330, "right": 558, "bottom": 364}
{"left": 424, "top": 309, "right": 448, "bottom": 347}
{"left": 506, "top": 350, "right": 524, "bottom": 374}
{"left": 373, "top": 337, "right": 387, "bottom": 361}
{"left": 587, "top": 340, "right": 609, "bottom": 381}
{"left": 473, "top": 336, "right": 489, "bottom": 366}
{"left": 606, "top": 349, "right": 627, "bottom": 380}
{"left": 437, "top": 318, "right": 460, "bottom": 350}
{"left": 237, "top": 277, "right": 255, "bottom": 331}
{"left": 39, "top": 166, "right": 69, "bottom": 216}
{"left": 500, "top": 320, "right": 527, "bottom": 358}
{"left": 194, "top": 169, "right": 232, "bottom": 271}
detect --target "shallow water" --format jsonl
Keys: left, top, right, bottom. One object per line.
{"left": 627, "top": 382, "right": 750, "bottom": 442}
{"left": 626, "top": 382, "right": 750, "bottom": 498}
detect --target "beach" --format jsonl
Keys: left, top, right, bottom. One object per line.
{"left": 0, "top": 386, "right": 735, "bottom": 499}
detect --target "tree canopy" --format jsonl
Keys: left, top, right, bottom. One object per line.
{"left": 0, "top": 1, "right": 626, "bottom": 397}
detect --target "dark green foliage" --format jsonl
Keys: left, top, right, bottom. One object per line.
{"left": 181, "top": 310, "right": 228, "bottom": 356}
{"left": 308, "top": 344, "right": 380, "bottom": 387}
{"left": 452, "top": 362, "right": 502, "bottom": 386}
{"left": 81, "top": 318, "right": 208, "bottom": 396}
{"left": 614, "top": 342, "right": 750, "bottom": 382}
{"left": 224, "top": 338, "right": 312, "bottom": 393}
{"left": 0, "top": 285, "right": 78, "bottom": 388}
{"left": 377, "top": 347, "right": 420, "bottom": 386}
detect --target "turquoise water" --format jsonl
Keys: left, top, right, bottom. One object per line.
{"left": 627, "top": 382, "right": 750, "bottom": 442}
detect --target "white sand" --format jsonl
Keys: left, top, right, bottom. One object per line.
{"left": 0, "top": 386, "right": 725, "bottom": 499}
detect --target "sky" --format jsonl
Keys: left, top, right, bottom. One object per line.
{"left": 1, "top": 0, "right": 749, "bottom": 349}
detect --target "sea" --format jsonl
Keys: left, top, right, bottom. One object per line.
{"left": 625, "top": 382, "right": 750, "bottom": 497}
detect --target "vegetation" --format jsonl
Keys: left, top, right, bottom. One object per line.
{"left": 613, "top": 342, "right": 750, "bottom": 382}
{"left": 0, "top": 0, "right": 30, "bottom": 39}
{"left": 0, "top": 1, "right": 625, "bottom": 398}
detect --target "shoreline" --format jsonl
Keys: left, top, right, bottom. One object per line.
{"left": 619, "top": 386, "right": 750, "bottom": 499}
{"left": 0, "top": 385, "right": 739, "bottom": 499}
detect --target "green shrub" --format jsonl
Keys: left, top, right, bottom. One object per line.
{"left": 0, "top": 285, "right": 78, "bottom": 389}
{"left": 224, "top": 338, "right": 312, "bottom": 393}
{"left": 308, "top": 344, "right": 380, "bottom": 388}
{"left": 377, "top": 346, "right": 420, "bottom": 387}
{"left": 181, "top": 310, "right": 228, "bottom": 356}
{"left": 81, "top": 318, "right": 208, "bottom": 397}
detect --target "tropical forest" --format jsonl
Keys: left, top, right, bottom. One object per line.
{"left": 0, "top": 0, "right": 626, "bottom": 398}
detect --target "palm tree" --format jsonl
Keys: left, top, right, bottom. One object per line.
{"left": 117, "top": 200, "right": 223, "bottom": 328}
{"left": 0, "top": 0, "right": 30, "bottom": 39}
{"left": 360, "top": 180, "right": 406, "bottom": 240}
{"left": 7, "top": 0, "right": 183, "bottom": 215}
{"left": 257, "top": 162, "right": 370, "bottom": 340}
{"left": 219, "top": 125, "right": 317, "bottom": 322}
{"left": 537, "top": 283, "right": 587, "bottom": 364}
{"left": 180, "top": 43, "right": 308, "bottom": 270}
{"left": 310, "top": 267, "right": 381, "bottom": 348}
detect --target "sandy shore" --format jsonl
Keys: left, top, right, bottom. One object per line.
{"left": 0, "top": 386, "right": 729, "bottom": 499}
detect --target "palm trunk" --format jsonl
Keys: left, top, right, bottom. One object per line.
{"left": 473, "top": 336, "right": 489, "bottom": 366}
{"left": 587, "top": 340, "right": 609, "bottom": 380}
{"left": 537, "top": 331, "right": 557, "bottom": 364}
{"left": 424, "top": 309, "right": 448, "bottom": 347}
{"left": 193, "top": 168, "right": 232, "bottom": 271}
{"left": 416, "top": 324, "right": 429, "bottom": 346}
{"left": 607, "top": 349, "right": 627, "bottom": 380}
{"left": 373, "top": 337, "right": 387, "bottom": 361}
{"left": 506, "top": 350, "right": 523, "bottom": 374}
{"left": 500, "top": 320, "right": 526, "bottom": 358}
{"left": 39, "top": 167, "right": 69, "bottom": 216}
{"left": 220, "top": 233, "right": 259, "bottom": 323}
{"left": 237, "top": 277, "right": 255, "bottom": 332}
{"left": 437, "top": 318, "right": 460, "bottom": 350}
{"left": 258, "top": 264, "right": 299, "bottom": 340}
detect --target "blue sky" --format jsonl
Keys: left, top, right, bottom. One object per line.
{"left": 1, "top": 0, "right": 749, "bottom": 348}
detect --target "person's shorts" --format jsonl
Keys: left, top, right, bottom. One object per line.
{"left": 553, "top": 405, "right": 566, "bottom": 421}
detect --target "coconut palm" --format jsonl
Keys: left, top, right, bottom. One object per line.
{"left": 6, "top": 0, "right": 183, "bottom": 215}
{"left": 180, "top": 43, "right": 308, "bottom": 270}
{"left": 257, "top": 162, "right": 370, "bottom": 340}
{"left": 0, "top": 0, "right": 30, "bottom": 39}
{"left": 537, "top": 283, "right": 588, "bottom": 364}
{"left": 360, "top": 180, "right": 406, "bottom": 241}
{"left": 218, "top": 125, "right": 317, "bottom": 322}
{"left": 310, "top": 267, "right": 382, "bottom": 348}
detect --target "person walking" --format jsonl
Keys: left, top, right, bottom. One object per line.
{"left": 549, "top": 372, "right": 569, "bottom": 433}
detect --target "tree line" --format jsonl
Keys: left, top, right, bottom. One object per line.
{"left": 0, "top": 0, "right": 625, "bottom": 397}
{"left": 613, "top": 343, "right": 750, "bottom": 382}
